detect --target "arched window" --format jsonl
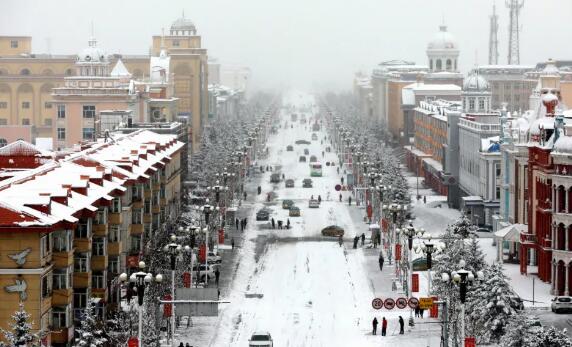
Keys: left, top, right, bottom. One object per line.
{"left": 65, "top": 68, "right": 73, "bottom": 76}
{"left": 0, "top": 138, "right": 6, "bottom": 148}
{"left": 429, "top": 59, "right": 433, "bottom": 71}
{"left": 446, "top": 59, "right": 452, "bottom": 71}
{"left": 436, "top": 59, "right": 442, "bottom": 71}
{"left": 20, "top": 68, "right": 31, "bottom": 76}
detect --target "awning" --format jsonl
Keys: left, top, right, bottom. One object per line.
{"left": 494, "top": 223, "right": 527, "bottom": 242}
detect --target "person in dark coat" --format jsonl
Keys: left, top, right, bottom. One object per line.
{"left": 257, "top": 186, "right": 262, "bottom": 195}
{"left": 419, "top": 307, "right": 425, "bottom": 318}
{"left": 271, "top": 218, "right": 276, "bottom": 229}
{"left": 185, "top": 343, "right": 191, "bottom": 347}
{"left": 341, "top": 177, "right": 344, "bottom": 185}
{"left": 398, "top": 316, "right": 404, "bottom": 334}
{"left": 353, "top": 236, "right": 359, "bottom": 249}
{"left": 381, "top": 317, "right": 387, "bottom": 336}
{"left": 286, "top": 219, "right": 291, "bottom": 229}
{"left": 243, "top": 218, "right": 247, "bottom": 228}
{"left": 414, "top": 304, "right": 420, "bottom": 318}
{"left": 360, "top": 233, "right": 365, "bottom": 246}
{"left": 423, "top": 195, "right": 427, "bottom": 204}
{"left": 348, "top": 196, "right": 352, "bottom": 205}
{"left": 378, "top": 253, "right": 384, "bottom": 271}
{"left": 235, "top": 218, "right": 239, "bottom": 230}
{"left": 318, "top": 195, "right": 322, "bottom": 203}
{"left": 179, "top": 342, "right": 184, "bottom": 347}
{"left": 278, "top": 220, "right": 283, "bottom": 229}
{"left": 339, "top": 193, "right": 342, "bottom": 202}
{"left": 215, "top": 268, "right": 220, "bottom": 286}
{"left": 372, "top": 317, "right": 378, "bottom": 335}
{"left": 231, "top": 238, "right": 235, "bottom": 250}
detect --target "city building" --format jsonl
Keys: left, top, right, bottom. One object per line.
{"left": 424, "top": 25, "right": 464, "bottom": 87}
{"left": 208, "top": 84, "right": 244, "bottom": 120}
{"left": 476, "top": 65, "right": 538, "bottom": 112}
{"left": 353, "top": 72, "right": 372, "bottom": 118}
{"left": 0, "top": 130, "right": 184, "bottom": 346}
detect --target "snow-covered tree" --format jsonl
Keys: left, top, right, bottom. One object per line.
{"left": 73, "top": 298, "right": 107, "bottom": 347}
{"left": 105, "top": 307, "right": 137, "bottom": 346}
{"left": 466, "top": 263, "right": 519, "bottom": 343}
{"left": 465, "top": 235, "right": 486, "bottom": 273}
{"left": 500, "top": 314, "right": 572, "bottom": 347}
{"left": 450, "top": 213, "right": 476, "bottom": 239}
{"left": 0, "top": 302, "right": 40, "bottom": 347}
{"left": 141, "top": 300, "right": 160, "bottom": 347}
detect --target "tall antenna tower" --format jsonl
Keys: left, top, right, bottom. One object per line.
{"left": 506, "top": 0, "right": 524, "bottom": 65}
{"left": 488, "top": 4, "right": 499, "bottom": 65}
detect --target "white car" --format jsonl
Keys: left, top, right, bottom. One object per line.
{"left": 551, "top": 296, "right": 572, "bottom": 313}
{"left": 192, "top": 264, "right": 214, "bottom": 283}
{"left": 308, "top": 199, "right": 320, "bottom": 208}
{"left": 207, "top": 251, "right": 222, "bottom": 265}
{"left": 249, "top": 332, "right": 273, "bottom": 347}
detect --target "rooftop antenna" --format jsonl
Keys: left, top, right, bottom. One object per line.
{"left": 488, "top": 2, "right": 499, "bottom": 65}
{"left": 506, "top": 0, "right": 524, "bottom": 65}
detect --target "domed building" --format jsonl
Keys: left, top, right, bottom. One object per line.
{"left": 462, "top": 72, "right": 491, "bottom": 113}
{"left": 169, "top": 14, "right": 197, "bottom": 36}
{"left": 427, "top": 25, "right": 459, "bottom": 73}
{"left": 75, "top": 37, "right": 110, "bottom": 77}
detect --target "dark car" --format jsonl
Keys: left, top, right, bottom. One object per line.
{"left": 299, "top": 156, "right": 307, "bottom": 162}
{"left": 285, "top": 179, "right": 295, "bottom": 188}
{"left": 304, "top": 148, "right": 310, "bottom": 155}
{"left": 302, "top": 178, "right": 313, "bottom": 188}
{"left": 289, "top": 206, "right": 301, "bottom": 217}
{"left": 295, "top": 140, "right": 311, "bottom": 145}
{"left": 256, "top": 209, "right": 270, "bottom": 221}
{"left": 412, "top": 257, "right": 429, "bottom": 271}
{"left": 270, "top": 173, "right": 281, "bottom": 183}
{"left": 309, "top": 155, "right": 317, "bottom": 163}
{"left": 286, "top": 145, "right": 294, "bottom": 151}
{"left": 321, "top": 225, "right": 344, "bottom": 237}
{"left": 282, "top": 199, "right": 294, "bottom": 209}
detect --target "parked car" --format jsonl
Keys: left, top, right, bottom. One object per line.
{"left": 192, "top": 264, "right": 214, "bottom": 283}
{"left": 249, "top": 332, "right": 273, "bottom": 347}
{"left": 299, "top": 156, "right": 307, "bottom": 162}
{"left": 295, "top": 139, "right": 311, "bottom": 145}
{"left": 285, "top": 179, "right": 295, "bottom": 188}
{"left": 302, "top": 178, "right": 313, "bottom": 188}
{"left": 282, "top": 199, "right": 294, "bottom": 209}
{"left": 286, "top": 145, "right": 294, "bottom": 151}
{"left": 308, "top": 199, "right": 320, "bottom": 208}
{"left": 321, "top": 225, "right": 344, "bottom": 237}
{"left": 207, "top": 251, "right": 222, "bottom": 265}
{"left": 412, "top": 257, "right": 428, "bottom": 271}
{"left": 551, "top": 296, "right": 572, "bottom": 313}
{"left": 270, "top": 173, "right": 281, "bottom": 183}
{"left": 311, "top": 133, "right": 318, "bottom": 141}
{"left": 304, "top": 148, "right": 310, "bottom": 155}
{"left": 256, "top": 209, "right": 270, "bottom": 221}
{"left": 289, "top": 206, "right": 301, "bottom": 217}
{"left": 476, "top": 227, "right": 491, "bottom": 233}
{"left": 309, "top": 155, "right": 317, "bottom": 163}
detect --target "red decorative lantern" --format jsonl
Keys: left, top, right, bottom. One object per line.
{"left": 218, "top": 229, "right": 225, "bottom": 244}
{"left": 199, "top": 244, "right": 207, "bottom": 263}
{"left": 412, "top": 274, "right": 419, "bottom": 293}
{"left": 395, "top": 244, "right": 402, "bottom": 261}
{"left": 182, "top": 272, "right": 191, "bottom": 288}
{"left": 430, "top": 296, "right": 439, "bottom": 318}
{"left": 128, "top": 337, "right": 138, "bottom": 347}
{"left": 163, "top": 294, "right": 172, "bottom": 317}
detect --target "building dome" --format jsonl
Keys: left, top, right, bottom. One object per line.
{"left": 170, "top": 14, "right": 196, "bottom": 35}
{"left": 427, "top": 25, "right": 458, "bottom": 51}
{"left": 77, "top": 37, "right": 107, "bottom": 63}
{"left": 463, "top": 73, "right": 490, "bottom": 91}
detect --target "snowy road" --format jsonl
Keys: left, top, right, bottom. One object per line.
{"left": 206, "top": 92, "right": 442, "bottom": 347}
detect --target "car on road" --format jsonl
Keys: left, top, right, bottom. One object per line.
{"left": 412, "top": 257, "right": 428, "bottom": 271}
{"left": 285, "top": 179, "right": 295, "bottom": 188}
{"left": 308, "top": 199, "right": 320, "bottom": 208}
{"left": 192, "top": 264, "right": 214, "bottom": 283}
{"left": 311, "top": 133, "right": 318, "bottom": 141}
{"left": 309, "top": 155, "right": 317, "bottom": 163}
{"left": 476, "top": 227, "right": 491, "bottom": 233}
{"left": 295, "top": 140, "right": 311, "bottom": 145}
{"left": 207, "top": 251, "right": 222, "bottom": 265}
{"left": 286, "top": 145, "right": 294, "bottom": 151}
{"left": 256, "top": 209, "right": 270, "bottom": 221}
{"left": 299, "top": 156, "right": 307, "bottom": 162}
{"left": 249, "top": 332, "right": 273, "bottom": 347}
{"left": 304, "top": 148, "right": 310, "bottom": 155}
{"left": 270, "top": 173, "right": 281, "bottom": 183}
{"left": 302, "top": 178, "right": 313, "bottom": 188}
{"left": 289, "top": 206, "right": 301, "bottom": 217}
{"left": 282, "top": 199, "right": 294, "bottom": 209}
{"left": 321, "top": 225, "right": 344, "bottom": 237}
{"left": 551, "top": 296, "right": 572, "bottom": 313}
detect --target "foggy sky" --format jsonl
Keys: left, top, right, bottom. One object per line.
{"left": 2, "top": 0, "right": 571, "bottom": 92}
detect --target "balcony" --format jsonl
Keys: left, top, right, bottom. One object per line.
{"left": 74, "top": 239, "right": 91, "bottom": 253}
{"left": 108, "top": 212, "right": 122, "bottom": 225}
{"left": 160, "top": 198, "right": 167, "bottom": 206}
{"left": 92, "top": 286, "right": 108, "bottom": 298}
{"left": 152, "top": 205, "right": 160, "bottom": 214}
{"left": 131, "top": 224, "right": 144, "bottom": 236}
{"left": 53, "top": 249, "right": 74, "bottom": 268}
{"left": 144, "top": 190, "right": 151, "bottom": 199}
{"left": 41, "top": 294, "right": 52, "bottom": 314}
{"left": 52, "top": 288, "right": 73, "bottom": 306}
{"left": 91, "top": 255, "right": 108, "bottom": 271}
{"left": 143, "top": 214, "right": 152, "bottom": 224}
{"left": 133, "top": 200, "right": 143, "bottom": 209}
{"left": 520, "top": 233, "right": 537, "bottom": 244}
{"left": 51, "top": 326, "right": 74, "bottom": 345}
{"left": 92, "top": 223, "right": 108, "bottom": 237}
{"left": 153, "top": 182, "right": 161, "bottom": 191}
{"left": 108, "top": 241, "right": 122, "bottom": 256}
{"left": 73, "top": 271, "right": 91, "bottom": 288}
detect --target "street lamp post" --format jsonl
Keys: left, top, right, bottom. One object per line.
{"left": 399, "top": 223, "right": 424, "bottom": 326}
{"left": 414, "top": 237, "right": 444, "bottom": 295}
{"left": 119, "top": 262, "right": 163, "bottom": 347}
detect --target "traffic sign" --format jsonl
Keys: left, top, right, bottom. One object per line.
{"left": 335, "top": 184, "right": 341, "bottom": 191}
{"left": 395, "top": 297, "right": 408, "bottom": 309}
{"left": 419, "top": 297, "right": 434, "bottom": 310}
{"left": 384, "top": 298, "right": 396, "bottom": 310}
{"left": 408, "top": 297, "right": 419, "bottom": 309}
{"left": 372, "top": 298, "right": 383, "bottom": 310}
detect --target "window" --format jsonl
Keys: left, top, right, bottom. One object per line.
{"left": 469, "top": 98, "right": 475, "bottom": 110}
{"left": 496, "top": 186, "right": 501, "bottom": 200}
{"left": 0, "top": 119, "right": 7, "bottom": 126}
{"left": 40, "top": 234, "right": 52, "bottom": 259}
{"left": 53, "top": 230, "right": 71, "bottom": 252}
{"left": 21, "top": 118, "right": 30, "bottom": 125}
{"left": 73, "top": 288, "right": 88, "bottom": 309}
{"left": 92, "top": 272, "right": 105, "bottom": 289}
{"left": 82, "top": 105, "right": 95, "bottom": 118}
{"left": 478, "top": 98, "right": 485, "bottom": 110}
{"left": 0, "top": 102, "right": 7, "bottom": 109}
{"left": 446, "top": 59, "right": 452, "bottom": 71}
{"left": 496, "top": 164, "right": 501, "bottom": 177}
{"left": 109, "top": 256, "right": 119, "bottom": 274}
{"left": 110, "top": 198, "right": 121, "bottom": 213}
{"left": 65, "top": 68, "right": 73, "bottom": 76}
{"left": 10, "top": 40, "right": 18, "bottom": 48}
{"left": 57, "top": 128, "right": 66, "bottom": 140}
{"left": 57, "top": 105, "right": 65, "bottom": 118}
{"left": 21, "top": 101, "right": 30, "bottom": 109}
{"left": 144, "top": 199, "right": 151, "bottom": 214}
{"left": 436, "top": 59, "right": 442, "bottom": 71}
{"left": 44, "top": 102, "right": 52, "bottom": 109}
{"left": 132, "top": 185, "right": 142, "bottom": 200}
{"left": 73, "top": 254, "right": 89, "bottom": 272}
{"left": 75, "top": 220, "right": 91, "bottom": 239}
{"left": 129, "top": 235, "right": 141, "bottom": 254}
{"left": 172, "top": 40, "right": 180, "bottom": 47}
{"left": 52, "top": 306, "right": 69, "bottom": 329}
{"left": 41, "top": 273, "right": 52, "bottom": 298}
{"left": 82, "top": 128, "right": 94, "bottom": 140}
{"left": 108, "top": 225, "right": 120, "bottom": 243}
{"left": 53, "top": 269, "right": 69, "bottom": 290}
{"left": 95, "top": 208, "right": 107, "bottom": 225}
{"left": 92, "top": 237, "right": 106, "bottom": 256}
{"left": 20, "top": 68, "right": 30, "bottom": 75}
{"left": 132, "top": 209, "right": 142, "bottom": 224}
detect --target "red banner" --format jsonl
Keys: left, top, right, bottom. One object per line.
{"left": 163, "top": 294, "right": 172, "bottom": 317}
{"left": 182, "top": 272, "right": 191, "bottom": 288}
{"left": 395, "top": 244, "right": 402, "bottom": 261}
{"left": 199, "top": 244, "right": 206, "bottom": 263}
{"left": 128, "top": 337, "right": 138, "bottom": 347}
{"left": 367, "top": 204, "right": 372, "bottom": 219}
{"left": 381, "top": 218, "right": 389, "bottom": 232}
{"left": 412, "top": 273, "right": 419, "bottom": 293}
{"left": 464, "top": 337, "right": 476, "bottom": 347}
{"left": 430, "top": 296, "right": 439, "bottom": 318}
{"left": 218, "top": 229, "right": 225, "bottom": 244}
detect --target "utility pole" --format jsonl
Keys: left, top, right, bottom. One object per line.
{"left": 488, "top": 4, "right": 499, "bottom": 65}
{"left": 506, "top": 0, "right": 524, "bottom": 65}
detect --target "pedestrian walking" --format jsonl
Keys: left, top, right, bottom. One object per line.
{"left": 179, "top": 342, "right": 184, "bottom": 347}
{"left": 381, "top": 317, "right": 387, "bottom": 336}
{"left": 398, "top": 316, "right": 404, "bottom": 334}
{"left": 215, "top": 268, "right": 220, "bottom": 286}
{"left": 378, "top": 253, "right": 384, "bottom": 271}
{"left": 337, "top": 167, "right": 340, "bottom": 174}
{"left": 419, "top": 308, "right": 425, "bottom": 318}
{"left": 257, "top": 186, "right": 261, "bottom": 195}
{"left": 353, "top": 236, "right": 359, "bottom": 249}
{"left": 243, "top": 218, "right": 247, "bottom": 228}
{"left": 414, "top": 304, "right": 420, "bottom": 318}
{"left": 348, "top": 196, "right": 352, "bottom": 205}
{"left": 318, "top": 195, "right": 322, "bottom": 203}
{"left": 423, "top": 195, "right": 427, "bottom": 204}
{"left": 372, "top": 317, "right": 378, "bottom": 335}
{"left": 240, "top": 219, "right": 244, "bottom": 231}
{"left": 286, "top": 219, "right": 291, "bottom": 229}
{"left": 235, "top": 218, "right": 239, "bottom": 230}
{"left": 360, "top": 233, "right": 365, "bottom": 246}
{"left": 341, "top": 177, "right": 344, "bottom": 185}
{"left": 339, "top": 193, "right": 342, "bottom": 202}
{"left": 278, "top": 220, "right": 283, "bottom": 229}
{"left": 231, "top": 238, "right": 235, "bottom": 250}
{"left": 338, "top": 235, "right": 343, "bottom": 247}
{"left": 243, "top": 191, "right": 247, "bottom": 200}
{"left": 271, "top": 218, "right": 276, "bottom": 229}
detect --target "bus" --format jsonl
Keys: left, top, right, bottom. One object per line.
{"left": 310, "top": 163, "right": 323, "bottom": 177}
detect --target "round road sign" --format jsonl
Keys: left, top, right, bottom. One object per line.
{"left": 372, "top": 298, "right": 383, "bottom": 310}
{"left": 408, "top": 297, "right": 419, "bottom": 309}
{"left": 384, "top": 298, "right": 396, "bottom": 310}
{"left": 395, "top": 297, "right": 408, "bottom": 309}
{"left": 335, "top": 184, "right": 342, "bottom": 191}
